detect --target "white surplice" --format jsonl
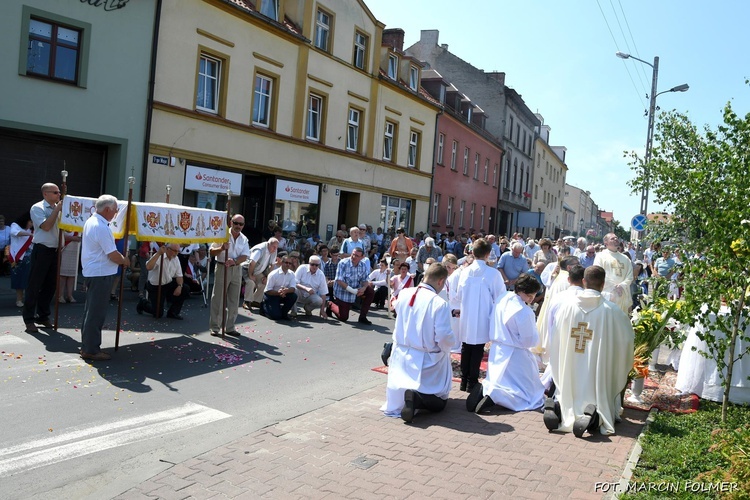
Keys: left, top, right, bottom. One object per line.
{"left": 533, "top": 270, "right": 571, "bottom": 361}
{"left": 547, "top": 289, "right": 634, "bottom": 435}
{"left": 481, "top": 292, "right": 545, "bottom": 411}
{"left": 455, "top": 260, "right": 506, "bottom": 345}
{"left": 593, "top": 249, "right": 633, "bottom": 314}
{"left": 381, "top": 284, "right": 456, "bottom": 416}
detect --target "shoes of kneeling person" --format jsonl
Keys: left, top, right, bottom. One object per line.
{"left": 475, "top": 395, "right": 496, "bottom": 414}
{"left": 25, "top": 323, "right": 39, "bottom": 334}
{"left": 167, "top": 312, "right": 183, "bottom": 320}
{"left": 36, "top": 319, "right": 54, "bottom": 328}
{"left": 466, "top": 383, "right": 484, "bottom": 412}
{"left": 80, "top": 350, "right": 112, "bottom": 361}
{"left": 357, "top": 318, "right": 372, "bottom": 325}
{"left": 401, "top": 389, "right": 417, "bottom": 423}
{"left": 543, "top": 397, "right": 561, "bottom": 432}
{"left": 136, "top": 300, "right": 144, "bottom": 315}
{"left": 573, "top": 404, "right": 599, "bottom": 438}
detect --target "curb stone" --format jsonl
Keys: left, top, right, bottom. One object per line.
{"left": 607, "top": 407, "right": 659, "bottom": 499}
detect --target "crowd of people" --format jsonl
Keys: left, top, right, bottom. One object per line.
{"left": 9, "top": 184, "right": 679, "bottom": 437}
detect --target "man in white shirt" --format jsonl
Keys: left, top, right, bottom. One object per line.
{"left": 381, "top": 263, "right": 455, "bottom": 423}
{"left": 80, "top": 195, "right": 129, "bottom": 361}
{"left": 209, "top": 214, "right": 251, "bottom": 337}
{"left": 23, "top": 183, "right": 63, "bottom": 333}
{"left": 262, "top": 255, "right": 297, "bottom": 320}
{"left": 136, "top": 243, "right": 189, "bottom": 320}
{"left": 242, "top": 238, "right": 279, "bottom": 310}
{"left": 294, "top": 255, "right": 328, "bottom": 318}
{"left": 523, "top": 239, "right": 541, "bottom": 261}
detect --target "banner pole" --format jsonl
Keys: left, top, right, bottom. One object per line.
{"left": 115, "top": 175, "right": 135, "bottom": 350}
{"left": 156, "top": 185, "right": 170, "bottom": 318}
{"left": 53, "top": 165, "right": 68, "bottom": 330}
{"left": 221, "top": 190, "right": 232, "bottom": 339}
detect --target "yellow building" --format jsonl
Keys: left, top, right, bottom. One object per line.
{"left": 146, "top": 0, "right": 437, "bottom": 243}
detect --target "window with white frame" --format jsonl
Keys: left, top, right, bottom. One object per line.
{"left": 307, "top": 93, "right": 322, "bottom": 141}
{"left": 259, "top": 0, "right": 278, "bottom": 20}
{"left": 470, "top": 203, "right": 476, "bottom": 229}
{"left": 474, "top": 153, "right": 480, "bottom": 179}
{"left": 451, "top": 140, "right": 458, "bottom": 170}
{"left": 387, "top": 54, "right": 398, "bottom": 80}
{"left": 484, "top": 159, "right": 489, "bottom": 183}
{"left": 463, "top": 147, "right": 469, "bottom": 175}
{"left": 197, "top": 54, "right": 220, "bottom": 113}
{"left": 383, "top": 121, "right": 395, "bottom": 161}
{"left": 409, "top": 65, "right": 419, "bottom": 91}
{"left": 408, "top": 131, "right": 419, "bottom": 168}
{"left": 493, "top": 164, "right": 498, "bottom": 187}
{"left": 353, "top": 31, "right": 367, "bottom": 70}
{"left": 480, "top": 205, "right": 485, "bottom": 231}
{"left": 252, "top": 74, "right": 273, "bottom": 127}
{"left": 432, "top": 193, "right": 441, "bottom": 225}
{"left": 347, "top": 108, "right": 360, "bottom": 152}
{"left": 446, "top": 197, "right": 454, "bottom": 226}
{"left": 437, "top": 133, "right": 444, "bottom": 165}
{"left": 314, "top": 9, "right": 331, "bottom": 52}
{"left": 459, "top": 200, "right": 465, "bottom": 228}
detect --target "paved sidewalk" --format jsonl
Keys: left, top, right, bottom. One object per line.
{"left": 117, "top": 384, "right": 646, "bottom": 499}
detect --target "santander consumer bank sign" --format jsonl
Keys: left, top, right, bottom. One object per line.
{"left": 275, "top": 179, "right": 319, "bottom": 203}
{"left": 185, "top": 165, "right": 242, "bottom": 195}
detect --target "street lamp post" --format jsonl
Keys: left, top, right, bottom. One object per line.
{"left": 615, "top": 52, "right": 689, "bottom": 218}
{"left": 579, "top": 218, "right": 584, "bottom": 237}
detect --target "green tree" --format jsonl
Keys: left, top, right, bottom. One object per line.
{"left": 611, "top": 219, "right": 630, "bottom": 242}
{"left": 628, "top": 90, "right": 750, "bottom": 423}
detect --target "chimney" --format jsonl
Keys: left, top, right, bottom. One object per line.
{"left": 420, "top": 29, "right": 439, "bottom": 47}
{"left": 382, "top": 28, "right": 405, "bottom": 52}
{"left": 486, "top": 72, "right": 505, "bottom": 85}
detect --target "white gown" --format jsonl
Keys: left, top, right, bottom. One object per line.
{"left": 548, "top": 289, "right": 634, "bottom": 435}
{"left": 481, "top": 292, "right": 545, "bottom": 411}
{"left": 533, "top": 270, "right": 570, "bottom": 361}
{"left": 593, "top": 249, "right": 633, "bottom": 314}
{"left": 381, "top": 284, "right": 456, "bottom": 416}
{"left": 455, "top": 260, "right": 506, "bottom": 345}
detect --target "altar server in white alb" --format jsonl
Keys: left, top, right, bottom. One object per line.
{"left": 544, "top": 266, "right": 634, "bottom": 437}
{"left": 533, "top": 255, "right": 580, "bottom": 364}
{"left": 467, "top": 274, "right": 545, "bottom": 414}
{"left": 381, "top": 263, "right": 455, "bottom": 423}
{"left": 455, "top": 238, "right": 507, "bottom": 392}
{"left": 593, "top": 233, "right": 633, "bottom": 314}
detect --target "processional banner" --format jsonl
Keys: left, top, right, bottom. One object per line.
{"left": 58, "top": 196, "right": 229, "bottom": 243}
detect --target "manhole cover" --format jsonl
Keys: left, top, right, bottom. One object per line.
{"left": 350, "top": 456, "right": 378, "bottom": 470}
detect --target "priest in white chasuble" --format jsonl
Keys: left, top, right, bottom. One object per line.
{"left": 533, "top": 256, "right": 580, "bottom": 363}
{"left": 467, "top": 274, "right": 546, "bottom": 413}
{"left": 381, "top": 263, "right": 455, "bottom": 423}
{"left": 546, "top": 266, "right": 634, "bottom": 437}
{"left": 593, "top": 233, "right": 633, "bottom": 314}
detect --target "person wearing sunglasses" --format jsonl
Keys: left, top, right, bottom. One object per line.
{"left": 23, "top": 183, "right": 64, "bottom": 333}
{"left": 208, "top": 215, "right": 250, "bottom": 337}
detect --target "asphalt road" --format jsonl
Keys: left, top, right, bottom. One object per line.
{"left": 0, "top": 278, "right": 392, "bottom": 499}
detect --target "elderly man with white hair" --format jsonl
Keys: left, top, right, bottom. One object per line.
{"left": 294, "top": 254, "right": 329, "bottom": 318}
{"left": 242, "top": 237, "right": 279, "bottom": 310}
{"left": 573, "top": 237, "right": 588, "bottom": 258}
{"left": 416, "top": 237, "right": 442, "bottom": 273}
{"left": 523, "top": 239, "right": 540, "bottom": 261}
{"left": 498, "top": 242, "right": 527, "bottom": 290}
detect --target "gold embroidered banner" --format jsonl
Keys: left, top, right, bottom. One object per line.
{"left": 58, "top": 196, "right": 229, "bottom": 243}
{"left": 58, "top": 196, "right": 130, "bottom": 238}
{"left": 132, "top": 202, "right": 228, "bottom": 243}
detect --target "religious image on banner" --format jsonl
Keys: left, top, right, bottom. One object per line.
{"left": 59, "top": 196, "right": 228, "bottom": 244}
{"left": 59, "top": 195, "right": 130, "bottom": 238}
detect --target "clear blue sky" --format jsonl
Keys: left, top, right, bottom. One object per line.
{"left": 367, "top": 0, "right": 750, "bottom": 230}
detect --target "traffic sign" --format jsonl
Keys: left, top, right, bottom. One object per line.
{"left": 631, "top": 214, "right": 648, "bottom": 231}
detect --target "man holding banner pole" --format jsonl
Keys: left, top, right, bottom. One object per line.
{"left": 80, "top": 195, "right": 129, "bottom": 361}
{"left": 208, "top": 214, "right": 250, "bottom": 337}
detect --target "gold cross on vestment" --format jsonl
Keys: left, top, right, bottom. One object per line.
{"left": 570, "top": 322, "right": 593, "bottom": 353}
{"left": 612, "top": 259, "right": 625, "bottom": 277}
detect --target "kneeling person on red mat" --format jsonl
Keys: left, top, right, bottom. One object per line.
{"left": 261, "top": 256, "right": 297, "bottom": 320}
{"left": 137, "top": 243, "right": 190, "bottom": 320}
{"left": 329, "top": 247, "right": 375, "bottom": 325}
